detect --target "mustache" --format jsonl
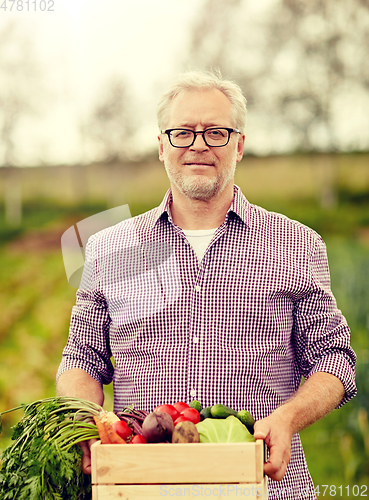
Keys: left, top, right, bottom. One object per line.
{"left": 183, "top": 157, "right": 216, "bottom": 165}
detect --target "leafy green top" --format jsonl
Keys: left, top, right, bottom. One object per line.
{"left": 0, "top": 397, "right": 102, "bottom": 500}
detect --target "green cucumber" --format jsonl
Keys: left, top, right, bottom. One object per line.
{"left": 209, "top": 404, "right": 255, "bottom": 433}
{"left": 236, "top": 409, "right": 255, "bottom": 434}
{"left": 189, "top": 400, "right": 203, "bottom": 412}
{"left": 210, "top": 404, "right": 238, "bottom": 419}
{"left": 200, "top": 406, "right": 212, "bottom": 420}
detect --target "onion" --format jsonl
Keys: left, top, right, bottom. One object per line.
{"left": 142, "top": 411, "right": 174, "bottom": 443}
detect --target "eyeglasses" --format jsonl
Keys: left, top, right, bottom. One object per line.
{"left": 161, "top": 127, "right": 241, "bottom": 148}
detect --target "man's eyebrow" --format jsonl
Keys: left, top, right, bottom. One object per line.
{"left": 175, "top": 122, "right": 223, "bottom": 129}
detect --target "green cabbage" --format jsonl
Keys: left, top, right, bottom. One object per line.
{"left": 196, "top": 415, "right": 255, "bottom": 443}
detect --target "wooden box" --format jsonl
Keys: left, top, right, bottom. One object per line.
{"left": 91, "top": 440, "right": 267, "bottom": 499}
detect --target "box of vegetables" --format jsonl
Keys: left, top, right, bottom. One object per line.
{"left": 91, "top": 401, "right": 267, "bottom": 500}
{"left": 0, "top": 398, "right": 267, "bottom": 499}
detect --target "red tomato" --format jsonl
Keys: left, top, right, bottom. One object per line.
{"left": 112, "top": 420, "right": 133, "bottom": 441}
{"left": 174, "top": 415, "right": 190, "bottom": 426}
{"left": 154, "top": 404, "right": 181, "bottom": 422}
{"left": 180, "top": 407, "right": 201, "bottom": 424}
{"left": 173, "top": 402, "right": 190, "bottom": 413}
{"left": 131, "top": 434, "right": 147, "bottom": 444}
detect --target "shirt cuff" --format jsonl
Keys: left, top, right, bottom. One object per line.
{"left": 56, "top": 356, "right": 105, "bottom": 387}
{"left": 307, "top": 352, "right": 357, "bottom": 408}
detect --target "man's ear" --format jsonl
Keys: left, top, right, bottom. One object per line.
{"left": 158, "top": 134, "right": 165, "bottom": 163}
{"left": 236, "top": 133, "right": 246, "bottom": 163}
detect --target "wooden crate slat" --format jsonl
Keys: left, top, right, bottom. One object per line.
{"left": 91, "top": 441, "right": 263, "bottom": 485}
{"left": 92, "top": 479, "right": 268, "bottom": 499}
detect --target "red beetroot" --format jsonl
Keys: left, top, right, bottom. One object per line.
{"left": 142, "top": 411, "right": 174, "bottom": 443}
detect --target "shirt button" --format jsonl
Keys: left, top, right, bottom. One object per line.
{"left": 190, "top": 389, "right": 196, "bottom": 397}
{"left": 193, "top": 336, "right": 199, "bottom": 343}
{"left": 195, "top": 285, "right": 201, "bottom": 292}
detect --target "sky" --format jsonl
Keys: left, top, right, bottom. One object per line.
{"left": 1, "top": 0, "right": 278, "bottom": 166}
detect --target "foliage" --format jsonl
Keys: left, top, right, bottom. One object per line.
{"left": 0, "top": 397, "right": 101, "bottom": 499}
{"left": 83, "top": 76, "right": 139, "bottom": 163}
{"left": 184, "top": 0, "right": 369, "bottom": 153}
{"left": 299, "top": 237, "right": 369, "bottom": 494}
{"left": 0, "top": 21, "right": 44, "bottom": 166}
{"left": 0, "top": 200, "right": 107, "bottom": 245}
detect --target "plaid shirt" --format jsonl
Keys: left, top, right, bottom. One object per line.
{"left": 58, "top": 185, "right": 356, "bottom": 499}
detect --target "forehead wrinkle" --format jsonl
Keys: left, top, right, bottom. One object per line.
{"left": 175, "top": 121, "right": 224, "bottom": 130}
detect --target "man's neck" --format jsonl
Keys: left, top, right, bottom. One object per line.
{"left": 170, "top": 184, "right": 234, "bottom": 230}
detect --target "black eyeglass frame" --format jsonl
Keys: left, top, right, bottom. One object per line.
{"left": 161, "top": 127, "right": 241, "bottom": 148}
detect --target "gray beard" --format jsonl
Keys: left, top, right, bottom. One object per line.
{"left": 165, "top": 164, "right": 236, "bottom": 201}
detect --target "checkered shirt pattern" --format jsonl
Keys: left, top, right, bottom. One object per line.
{"left": 57, "top": 185, "right": 356, "bottom": 499}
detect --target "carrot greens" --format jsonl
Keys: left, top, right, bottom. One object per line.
{"left": 0, "top": 397, "right": 102, "bottom": 500}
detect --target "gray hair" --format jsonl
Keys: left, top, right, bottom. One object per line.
{"left": 157, "top": 70, "right": 247, "bottom": 132}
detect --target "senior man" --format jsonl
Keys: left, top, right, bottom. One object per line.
{"left": 56, "top": 71, "right": 356, "bottom": 499}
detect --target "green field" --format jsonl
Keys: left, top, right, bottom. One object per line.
{"left": 0, "top": 154, "right": 368, "bottom": 495}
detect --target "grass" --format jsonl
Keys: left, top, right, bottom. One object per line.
{"left": 0, "top": 200, "right": 109, "bottom": 245}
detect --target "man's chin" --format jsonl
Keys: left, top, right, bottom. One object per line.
{"left": 177, "top": 177, "right": 221, "bottom": 201}
{"left": 165, "top": 164, "right": 234, "bottom": 201}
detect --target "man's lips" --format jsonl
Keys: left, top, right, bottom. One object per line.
{"left": 184, "top": 161, "right": 215, "bottom": 167}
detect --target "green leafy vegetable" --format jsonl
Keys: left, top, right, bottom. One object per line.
{"left": 0, "top": 397, "right": 102, "bottom": 500}
{"left": 196, "top": 415, "right": 255, "bottom": 444}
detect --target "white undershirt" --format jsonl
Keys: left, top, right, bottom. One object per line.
{"left": 182, "top": 228, "right": 218, "bottom": 261}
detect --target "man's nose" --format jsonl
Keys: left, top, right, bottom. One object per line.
{"left": 190, "top": 132, "right": 209, "bottom": 151}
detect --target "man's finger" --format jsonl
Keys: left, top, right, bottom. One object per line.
{"left": 264, "top": 459, "right": 288, "bottom": 482}
{"left": 253, "top": 421, "right": 270, "bottom": 440}
{"left": 79, "top": 438, "right": 98, "bottom": 475}
{"left": 82, "top": 453, "right": 92, "bottom": 475}
{"left": 264, "top": 438, "right": 291, "bottom": 482}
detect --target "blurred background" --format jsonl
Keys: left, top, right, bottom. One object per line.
{"left": 0, "top": 0, "right": 368, "bottom": 493}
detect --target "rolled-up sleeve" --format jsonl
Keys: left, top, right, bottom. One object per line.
{"left": 293, "top": 237, "right": 357, "bottom": 407}
{"left": 56, "top": 237, "right": 113, "bottom": 386}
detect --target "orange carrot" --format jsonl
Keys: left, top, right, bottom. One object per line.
{"left": 93, "top": 414, "right": 126, "bottom": 444}
{"left": 104, "top": 422, "right": 126, "bottom": 444}
{"left": 93, "top": 414, "right": 111, "bottom": 444}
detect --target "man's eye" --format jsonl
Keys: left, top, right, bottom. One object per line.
{"left": 207, "top": 129, "right": 226, "bottom": 138}
{"left": 173, "top": 130, "right": 192, "bottom": 138}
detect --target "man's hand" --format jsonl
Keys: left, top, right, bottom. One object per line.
{"left": 253, "top": 372, "right": 346, "bottom": 481}
{"left": 254, "top": 413, "right": 293, "bottom": 481}
{"left": 79, "top": 438, "right": 98, "bottom": 475}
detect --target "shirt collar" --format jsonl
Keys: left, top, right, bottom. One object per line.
{"left": 150, "top": 189, "right": 173, "bottom": 229}
{"left": 228, "top": 184, "right": 251, "bottom": 227}
{"left": 151, "top": 184, "right": 251, "bottom": 229}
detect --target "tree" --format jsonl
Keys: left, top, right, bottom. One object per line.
{"left": 259, "top": 0, "right": 369, "bottom": 152}
{"left": 185, "top": 0, "right": 243, "bottom": 72}
{"left": 0, "top": 21, "right": 44, "bottom": 226}
{"left": 183, "top": 0, "right": 369, "bottom": 154}
{"left": 83, "top": 76, "right": 139, "bottom": 163}
{"left": 0, "top": 21, "right": 42, "bottom": 166}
